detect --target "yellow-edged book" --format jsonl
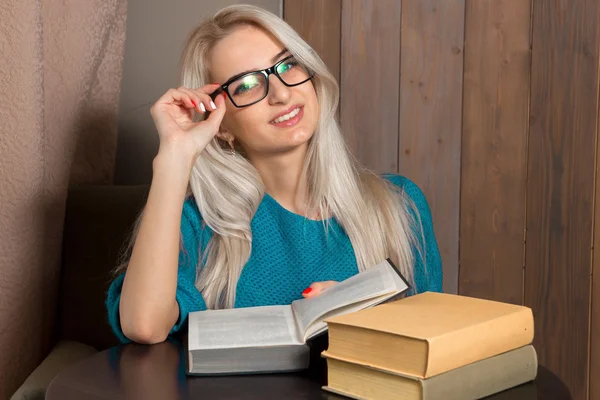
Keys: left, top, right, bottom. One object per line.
{"left": 324, "top": 292, "right": 534, "bottom": 379}
{"left": 322, "top": 345, "right": 538, "bottom": 400}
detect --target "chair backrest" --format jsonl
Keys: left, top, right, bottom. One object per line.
{"left": 57, "top": 184, "right": 149, "bottom": 350}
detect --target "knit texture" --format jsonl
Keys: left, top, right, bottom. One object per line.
{"left": 106, "top": 175, "right": 443, "bottom": 343}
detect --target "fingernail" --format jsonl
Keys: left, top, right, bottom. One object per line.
{"left": 222, "top": 92, "right": 227, "bottom": 99}
{"left": 191, "top": 100, "right": 196, "bottom": 107}
{"left": 302, "top": 288, "right": 312, "bottom": 295}
{"left": 200, "top": 103, "right": 206, "bottom": 112}
{"left": 210, "top": 101, "right": 217, "bottom": 110}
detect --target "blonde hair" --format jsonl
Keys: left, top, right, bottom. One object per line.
{"left": 119, "top": 4, "right": 423, "bottom": 309}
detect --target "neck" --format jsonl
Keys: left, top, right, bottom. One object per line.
{"left": 247, "top": 144, "right": 310, "bottom": 215}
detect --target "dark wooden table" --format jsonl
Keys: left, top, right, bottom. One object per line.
{"left": 46, "top": 337, "right": 572, "bottom": 400}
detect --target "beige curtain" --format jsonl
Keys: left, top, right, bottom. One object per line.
{"left": 0, "top": 0, "right": 127, "bottom": 396}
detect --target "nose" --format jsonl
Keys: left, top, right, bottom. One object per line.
{"left": 267, "top": 74, "right": 291, "bottom": 105}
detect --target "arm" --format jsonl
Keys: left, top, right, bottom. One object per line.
{"left": 383, "top": 174, "right": 443, "bottom": 294}
{"left": 106, "top": 197, "right": 210, "bottom": 344}
{"left": 117, "top": 153, "right": 190, "bottom": 344}
{"left": 108, "top": 84, "right": 225, "bottom": 344}
{"left": 402, "top": 179, "right": 443, "bottom": 294}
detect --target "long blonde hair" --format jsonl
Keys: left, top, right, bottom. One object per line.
{"left": 119, "top": 5, "right": 424, "bottom": 309}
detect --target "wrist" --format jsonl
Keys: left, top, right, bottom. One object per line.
{"left": 149, "top": 156, "right": 191, "bottom": 203}
{"left": 152, "top": 154, "right": 193, "bottom": 189}
{"left": 154, "top": 144, "right": 195, "bottom": 173}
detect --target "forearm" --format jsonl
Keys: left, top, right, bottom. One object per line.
{"left": 119, "top": 149, "right": 193, "bottom": 343}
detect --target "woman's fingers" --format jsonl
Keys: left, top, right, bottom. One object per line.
{"left": 176, "top": 87, "right": 204, "bottom": 113}
{"left": 153, "top": 85, "right": 222, "bottom": 116}
{"left": 149, "top": 84, "right": 226, "bottom": 157}
{"left": 301, "top": 281, "right": 338, "bottom": 298}
{"left": 191, "top": 84, "right": 222, "bottom": 113}
{"left": 204, "top": 93, "right": 227, "bottom": 128}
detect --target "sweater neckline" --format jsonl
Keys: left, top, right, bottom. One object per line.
{"left": 262, "top": 192, "right": 333, "bottom": 223}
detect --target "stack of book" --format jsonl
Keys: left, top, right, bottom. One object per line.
{"left": 322, "top": 292, "right": 537, "bottom": 400}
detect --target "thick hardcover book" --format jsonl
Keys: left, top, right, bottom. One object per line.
{"left": 324, "top": 291, "right": 534, "bottom": 379}
{"left": 322, "top": 345, "right": 538, "bottom": 400}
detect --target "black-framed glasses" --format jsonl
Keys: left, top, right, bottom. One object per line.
{"left": 209, "top": 55, "right": 314, "bottom": 108}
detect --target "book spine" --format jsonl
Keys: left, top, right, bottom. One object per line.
{"left": 423, "top": 345, "right": 538, "bottom": 400}
{"left": 427, "top": 307, "right": 534, "bottom": 377}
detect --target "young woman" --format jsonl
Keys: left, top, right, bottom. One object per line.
{"left": 106, "top": 4, "right": 443, "bottom": 345}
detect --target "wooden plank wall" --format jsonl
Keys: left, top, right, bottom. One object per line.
{"left": 282, "top": 0, "right": 341, "bottom": 84}
{"left": 339, "top": 0, "right": 402, "bottom": 174}
{"left": 460, "top": 0, "right": 530, "bottom": 306}
{"left": 398, "top": 0, "right": 464, "bottom": 296}
{"left": 525, "top": 1, "right": 599, "bottom": 399}
{"left": 284, "top": 0, "right": 600, "bottom": 399}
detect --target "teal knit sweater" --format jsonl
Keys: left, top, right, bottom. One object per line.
{"left": 106, "top": 175, "right": 443, "bottom": 343}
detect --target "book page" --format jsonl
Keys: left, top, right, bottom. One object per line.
{"left": 291, "top": 260, "right": 408, "bottom": 341}
{"left": 300, "top": 292, "right": 397, "bottom": 339}
{"left": 189, "top": 345, "right": 310, "bottom": 375}
{"left": 188, "top": 305, "right": 303, "bottom": 351}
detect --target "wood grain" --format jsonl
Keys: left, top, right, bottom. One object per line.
{"left": 593, "top": 187, "right": 600, "bottom": 398}
{"left": 591, "top": 57, "right": 600, "bottom": 400}
{"left": 525, "top": 1, "right": 600, "bottom": 399}
{"left": 398, "top": 0, "right": 465, "bottom": 294}
{"left": 458, "top": 0, "right": 531, "bottom": 305}
{"left": 283, "top": 0, "right": 341, "bottom": 83}
{"left": 340, "top": 0, "right": 402, "bottom": 173}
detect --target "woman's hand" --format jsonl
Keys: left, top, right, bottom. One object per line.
{"left": 301, "top": 281, "right": 338, "bottom": 298}
{"left": 150, "top": 83, "right": 226, "bottom": 165}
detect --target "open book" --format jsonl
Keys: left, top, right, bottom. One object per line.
{"left": 186, "top": 259, "right": 410, "bottom": 375}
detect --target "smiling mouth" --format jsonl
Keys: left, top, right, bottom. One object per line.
{"left": 270, "top": 106, "right": 303, "bottom": 124}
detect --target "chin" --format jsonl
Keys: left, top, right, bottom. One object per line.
{"left": 267, "top": 131, "right": 315, "bottom": 155}
{"left": 289, "top": 126, "right": 314, "bottom": 144}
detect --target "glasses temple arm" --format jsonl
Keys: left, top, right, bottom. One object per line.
{"left": 209, "top": 86, "right": 225, "bottom": 101}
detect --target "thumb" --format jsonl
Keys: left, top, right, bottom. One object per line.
{"left": 205, "top": 92, "right": 226, "bottom": 128}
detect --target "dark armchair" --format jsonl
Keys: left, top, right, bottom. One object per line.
{"left": 11, "top": 185, "right": 149, "bottom": 400}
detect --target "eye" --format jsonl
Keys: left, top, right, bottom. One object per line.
{"left": 233, "top": 82, "right": 254, "bottom": 95}
{"left": 232, "top": 75, "right": 261, "bottom": 96}
{"left": 278, "top": 58, "right": 299, "bottom": 74}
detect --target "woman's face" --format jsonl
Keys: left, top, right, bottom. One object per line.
{"left": 209, "top": 25, "right": 319, "bottom": 158}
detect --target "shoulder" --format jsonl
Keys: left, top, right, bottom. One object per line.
{"left": 383, "top": 174, "right": 442, "bottom": 293}
{"left": 381, "top": 174, "right": 431, "bottom": 215}
{"left": 181, "top": 196, "right": 213, "bottom": 246}
{"left": 182, "top": 196, "right": 203, "bottom": 225}
{"left": 181, "top": 196, "right": 201, "bottom": 236}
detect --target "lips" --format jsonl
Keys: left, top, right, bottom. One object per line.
{"left": 269, "top": 106, "right": 304, "bottom": 128}
{"left": 270, "top": 104, "right": 303, "bottom": 124}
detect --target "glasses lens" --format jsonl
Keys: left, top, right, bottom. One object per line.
{"left": 276, "top": 56, "right": 311, "bottom": 85}
{"left": 228, "top": 73, "right": 267, "bottom": 107}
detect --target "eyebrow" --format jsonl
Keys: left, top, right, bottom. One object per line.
{"left": 223, "top": 48, "right": 290, "bottom": 84}
{"left": 270, "top": 48, "right": 289, "bottom": 63}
